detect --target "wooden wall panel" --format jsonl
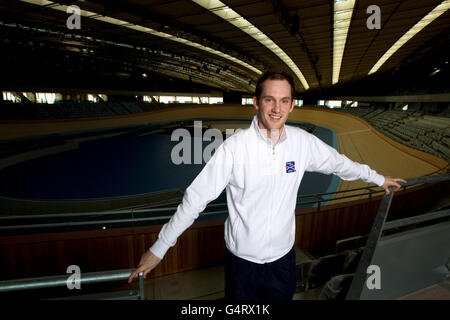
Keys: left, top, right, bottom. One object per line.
{"left": 0, "top": 181, "right": 448, "bottom": 280}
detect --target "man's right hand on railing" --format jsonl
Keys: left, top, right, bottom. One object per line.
{"left": 381, "top": 176, "right": 407, "bottom": 195}
{"left": 128, "top": 250, "right": 161, "bottom": 284}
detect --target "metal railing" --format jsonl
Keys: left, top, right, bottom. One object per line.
{"left": 0, "top": 166, "right": 447, "bottom": 233}
{"left": 0, "top": 268, "right": 145, "bottom": 300}
{"left": 0, "top": 173, "right": 448, "bottom": 299}
{"left": 345, "top": 173, "right": 450, "bottom": 300}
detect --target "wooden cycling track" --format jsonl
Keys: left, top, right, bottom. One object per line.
{"left": 0, "top": 105, "right": 447, "bottom": 204}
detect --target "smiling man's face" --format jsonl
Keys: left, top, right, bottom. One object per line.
{"left": 253, "top": 78, "right": 295, "bottom": 138}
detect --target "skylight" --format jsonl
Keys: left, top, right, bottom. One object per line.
{"left": 333, "top": 0, "right": 356, "bottom": 85}
{"left": 19, "top": 0, "right": 262, "bottom": 76}
{"left": 192, "top": 0, "right": 310, "bottom": 90}
{"left": 369, "top": 0, "right": 450, "bottom": 75}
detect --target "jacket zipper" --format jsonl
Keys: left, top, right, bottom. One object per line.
{"left": 269, "top": 142, "right": 276, "bottom": 258}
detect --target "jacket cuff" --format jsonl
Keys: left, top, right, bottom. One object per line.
{"left": 149, "top": 239, "right": 170, "bottom": 259}
{"left": 373, "top": 174, "right": 385, "bottom": 187}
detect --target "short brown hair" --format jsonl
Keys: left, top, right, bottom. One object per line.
{"left": 254, "top": 70, "right": 295, "bottom": 102}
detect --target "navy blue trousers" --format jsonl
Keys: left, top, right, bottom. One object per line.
{"left": 224, "top": 247, "right": 297, "bottom": 301}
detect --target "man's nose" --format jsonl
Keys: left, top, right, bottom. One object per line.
{"left": 272, "top": 101, "right": 281, "bottom": 113}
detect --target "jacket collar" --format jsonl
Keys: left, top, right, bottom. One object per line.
{"left": 251, "top": 115, "right": 288, "bottom": 145}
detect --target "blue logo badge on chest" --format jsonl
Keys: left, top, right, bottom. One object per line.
{"left": 285, "top": 161, "right": 296, "bottom": 173}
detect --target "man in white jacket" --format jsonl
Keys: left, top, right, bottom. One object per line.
{"left": 128, "top": 70, "right": 406, "bottom": 300}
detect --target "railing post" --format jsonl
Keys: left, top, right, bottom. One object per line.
{"left": 138, "top": 272, "right": 145, "bottom": 300}
{"left": 345, "top": 187, "right": 396, "bottom": 300}
{"left": 315, "top": 195, "right": 324, "bottom": 210}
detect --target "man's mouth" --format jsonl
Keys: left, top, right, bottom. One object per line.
{"left": 269, "top": 115, "right": 282, "bottom": 121}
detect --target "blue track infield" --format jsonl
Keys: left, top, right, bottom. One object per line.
{"left": 0, "top": 119, "right": 339, "bottom": 209}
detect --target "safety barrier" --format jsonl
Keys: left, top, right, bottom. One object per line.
{"left": 345, "top": 173, "right": 450, "bottom": 300}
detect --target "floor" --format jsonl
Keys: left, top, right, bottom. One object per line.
{"left": 139, "top": 265, "right": 324, "bottom": 300}
{"left": 138, "top": 266, "right": 450, "bottom": 300}
{"left": 139, "top": 247, "right": 323, "bottom": 300}
{"left": 53, "top": 244, "right": 449, "bottom": 300}
{"left": 136, "top": 244, "right": 450, "bottom": 300}
{"left": 398, "top": 280, "right": 450, "bottom": 300}
{"left": 143, "top": 265, "right": 225, "bottom": 300}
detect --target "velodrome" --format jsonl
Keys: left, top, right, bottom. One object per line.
{"left": 0, "top": 0, "right": 449, "bottom": 302}
{"left": 0, "top": 104, "right": 446, "bottom": 203}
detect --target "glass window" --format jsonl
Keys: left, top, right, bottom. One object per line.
{"left": 3, "top": 91, "right": 19, "bottom": 102}
{"left": 327, "top": 100, "right": 342, "bottom": 108}
{"left": 160, "top": 96, "right": 175, "bottom": 104}
{"left": 209, "top": 97, "right": 223, "bottom": 104}
{"left": 176, "top": 96, "right": 192, "bottom": 103}
{"left": 36, "top": 93, "right": 56, "bottom": 104}
{"left": 242, "top": 97, "right": 253, "bottom": 105}
{"left": 294, "top": 99, "right": 303, "bottom": 107}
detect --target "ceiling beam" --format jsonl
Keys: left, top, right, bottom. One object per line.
{"left": 351, "top": 0, "right": 405, "bottom": 81}
{"left": 265, "top": 0, "right": 322, "bottom": 88}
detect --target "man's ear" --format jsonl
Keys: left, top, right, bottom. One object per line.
{"left": 288, "top": 99, "right": 295, "bottom": 113}
{"left": 253, "top": 96, "right": 259, "bottom": 111}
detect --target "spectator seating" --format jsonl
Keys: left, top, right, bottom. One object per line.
{"left": 51, "top": 101, "right": 113, "bottom": 118}
{"left": 106, "top": 102, "right": 130, "bottom": 115}
{"left": 339, "top": 107, "right": 450, "bottom": 162}
{"left": 32, "top": 103, "right": 68, "bottom": 119}
{"left": 0, "top": 100, "right": 168, "bottom": 120}
{"left": 120, "top": 101, "right": 144, "bottom": 114}
{"left": 0, "top": 102, "right": 32, "bottom": 120}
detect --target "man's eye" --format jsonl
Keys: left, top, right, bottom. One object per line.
{"left": 265, "top": 98, "right": 272, "bottom": 102}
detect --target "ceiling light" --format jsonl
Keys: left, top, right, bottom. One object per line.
{"left": 369, "top": 0, "right": 450, "bottom": 75}
{"left": 332, "top": 0, "right": 356, "bottom": 85}
{"left": 191, "top": 0, "right": 310, "bottom": 90}
{"left": 19, "top": 0, "right": 262, "bottom": 76}
{"left": 335, "top": 9, "right": 352, "bottom": 15}
{"left": 430, "top": 69, "right": 441, "bottom": 76}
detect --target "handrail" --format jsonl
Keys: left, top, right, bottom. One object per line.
{"left": 383, "top": 208, "right": 450, "bottom": 231}
{"left": 0, "top": 174, "right": 448, "bottom": 298}
{"left": 0, "top": 268, "right": 145, "bottom": 299}
{"left": 0, "top": 192, "right": 385, "bottom": 231}
{"left": 345, "top": 173, "right": 450, "bottom": 300}
{"left": 0, "top": 210, "right": 229, "bottom": 231}
{"left": 0, "top": 202, "right": 226, "bottom": 220}
{"left": 0, "top": 172, "right": 448, "bottom": 232}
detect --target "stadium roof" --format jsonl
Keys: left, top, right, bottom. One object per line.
{"left": 1, "top": 0, "right": 450, "bottom": 94}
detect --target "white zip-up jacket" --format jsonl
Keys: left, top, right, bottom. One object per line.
{"left": 150, "top": 115, "right": 385, "bottom": 263}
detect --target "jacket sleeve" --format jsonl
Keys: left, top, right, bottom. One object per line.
{"left": 150, "top": 141, "right": 234, "bottom": 259}
{"left": 305, "top": 134, "right": 385, "bottom": 187}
